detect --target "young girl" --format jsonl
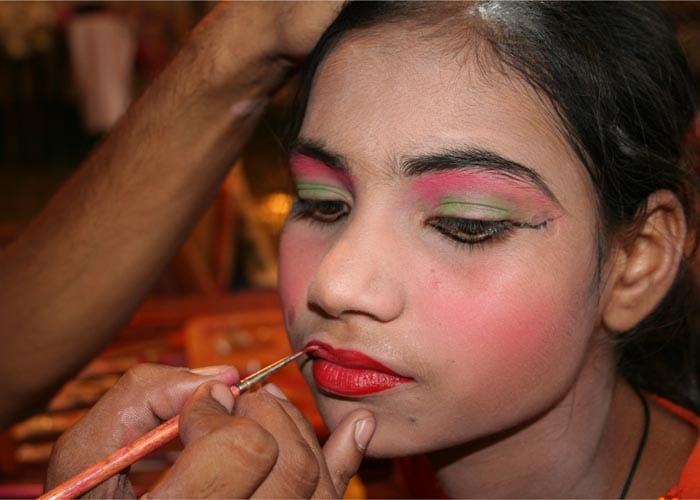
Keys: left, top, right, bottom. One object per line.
{"left": 277, "top": 2, "right": 700, "bottom": 497}
{"left": 47, "top": 2, "right": 699, "bottom": 498}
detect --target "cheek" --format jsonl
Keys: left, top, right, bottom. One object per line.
{"left": 278, "top": 225, "right": 321, "bottom": 333}
{"left": 424, "top": 274, "right": 569, "bottom": 366}
{"left": 422, "top": 269, "right": 562, "bottom": 364}
{"left": 417, "top": 246, "right": 598, "bottom": 417}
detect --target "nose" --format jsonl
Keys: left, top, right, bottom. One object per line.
{"left": 307, "top": 220, "right": 405, "bottom": 322}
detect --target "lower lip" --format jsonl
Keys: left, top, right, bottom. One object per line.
{"left": 312, "top": 360, "right": 410, "bottom": 396}
{"left": 308, "top": 342, "right": 412, "bottom": 397}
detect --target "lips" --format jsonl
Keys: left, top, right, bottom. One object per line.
{"left": 306, "top": 340, "right": 412, "bottom": 396}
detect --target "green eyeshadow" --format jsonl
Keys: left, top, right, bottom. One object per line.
{"left": 439, "top": 196, "right": 513, "bottom": 219}
{"left": 296, "top": 181, "right": 350, "bottom": 200}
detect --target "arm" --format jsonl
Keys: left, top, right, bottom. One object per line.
{"left": 0, "top": 2, "right": 342, "bottom": 428}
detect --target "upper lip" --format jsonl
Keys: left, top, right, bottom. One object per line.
{"left": 305, "top": 340, "right": 407, "bottom": 377}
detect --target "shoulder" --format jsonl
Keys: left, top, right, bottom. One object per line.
{"left": 655, "top": 397, "right": 700, "bottom": 499}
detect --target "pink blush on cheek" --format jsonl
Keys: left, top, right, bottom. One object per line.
{"left": 278, "top": 227, "right": 320, "bottom": 337}
{"left": 420, "top": 266, "right": 565, "bottom": 377}
{"left": 289, "top": 154, "right": 353, "bottom": 191}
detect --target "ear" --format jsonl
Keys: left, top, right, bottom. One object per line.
{"left": 602, "top": 190, "right": 687, "bottom": 333}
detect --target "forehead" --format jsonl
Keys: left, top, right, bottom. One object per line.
{"left": 299, "top": 26, "right": 592, "bottom": 206}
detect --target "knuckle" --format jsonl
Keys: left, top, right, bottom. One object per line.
{"left": 117, "top": 363, "right": 163, "bottom": 390}
{"left": 226, "top": 393, "right": 322, "bottom": 496}
{"left": 178, "top": 410, "right": 206, "bottom": 443}
{"left": 233, "top": 389, "right": 274, "bottom": 416}
{"left": 278, "top": 437, "right": 321, "bottom": 496}
{"left": 217, "top": 419, "right": 279, "bottom": 471}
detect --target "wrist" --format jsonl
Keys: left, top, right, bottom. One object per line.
{"left": 169, "top": 3, "right": 297, "bottom": 105}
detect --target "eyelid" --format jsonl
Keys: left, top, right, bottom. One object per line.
{"left": 295, "top": 181, "right": 352, "bottom": 201}
{"left": 439, "top": 200, "right": 512, "bottom": 220}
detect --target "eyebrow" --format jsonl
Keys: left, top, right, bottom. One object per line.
{"left": 402, "top": 148, "right": 560, "bottom": 205}
{"left": 290, "top": 139, "right": 560, "bottom": 206}
{"left": 290, "top": 139, "right": 349, "bottom": 172}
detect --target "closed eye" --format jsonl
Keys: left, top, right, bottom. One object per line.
{"left": 428, "top": 217, "right": 512, "bottom": 244}
{"left": 290, "top": 197, "right": 350, "bottom": 224}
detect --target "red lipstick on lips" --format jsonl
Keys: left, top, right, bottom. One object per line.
{"left": 306, "top": 340, "right": 412, "bottom": 396}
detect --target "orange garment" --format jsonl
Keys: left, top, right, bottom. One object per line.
{"left": 396, "top": 398, "right": 700, "bottom": 499}
{"left": 659, "top": 398, "right": 700, "bottom": 499}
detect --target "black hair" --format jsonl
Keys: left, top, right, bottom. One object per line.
{"left": 289, "top": 2, "right": 700, "bottom": 410}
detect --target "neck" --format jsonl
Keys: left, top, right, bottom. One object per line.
{"left": 429, "top": 361, "right": 644, "bottom": 498}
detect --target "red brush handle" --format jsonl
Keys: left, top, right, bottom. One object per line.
{"left": 40, "top": 385, "right": 244, "bottom": 500}
{"left": 40, "top": 415, "right": 180, "bottom": 500}
{"left": 39, "top": 349, "right": 312, "bottom": 499}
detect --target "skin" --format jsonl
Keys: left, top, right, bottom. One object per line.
{"left": 279, "top": 24, "right": 696, "bottom": 498}
{"left": 0, "top": 2, "right": 341, "bottom": 428}
{"left": 412, "top": 170, "right": 560, "bottom": 224}
{"left": 43, "top": 2, "right": 378, "bottom": 498}
{"left": 47, "top": 364, "right": 374, "bottom": 498}
{"left": 44, "top": 5, "right": 695, "bottom": 499}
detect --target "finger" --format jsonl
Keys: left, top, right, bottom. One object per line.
{"left": 46, "top": 364, "right": 238, "bottom": 491}
{"left": 275, "top": 1, "right": 346, "bottom": 60}
{"left": 178, "top": 381, "right": 235, "bottom": 446}
{"left": 150, "top": 385, "right": 279, "bottom": 498}
{"left": 261, "top": 383, "right": 339, "bottom": 498}
{"left": 234, "top": 389, "right": 322, "bottom": 498}
{"left": 323, "top": 409, "right": 376, "bottom": 496}
{"left": 150, "top": 423, "right": 278, "bottom": 498}
{"left": 98, "top": 363, "right": 238, "bottom": 445}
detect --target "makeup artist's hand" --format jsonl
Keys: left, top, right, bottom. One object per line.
{"left": 45, "top": 364, "right": 240, "bottom": 498}
{"left": 149, "top": 383, "right": 375, "bottom": 498}
{"left": 184, "top": 1, "right": 343, "bottom": 93}
{"left": 46, "top": 363, "right": 375, "bottom": 498}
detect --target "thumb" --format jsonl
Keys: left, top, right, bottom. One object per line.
{"left": 322, "top": 409, "right": 376, "bottom": 496}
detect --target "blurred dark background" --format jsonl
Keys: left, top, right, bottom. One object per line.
{"left": 0, "top": 1, "right": 298, "bottom": 294}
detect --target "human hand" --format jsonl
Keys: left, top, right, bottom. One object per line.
{"left": 179, "top": 1, "right": 344, "bottom": 93}
{"left": 45, "top": 364, "right": 240, "bottom": 498}
{"left": 46, "top": 363, "right": 375, "bottom": 498}
{"left": 150, "top": 382, "right": 375, "bottom": 498}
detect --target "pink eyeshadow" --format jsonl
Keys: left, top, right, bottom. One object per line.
{"left": 290, "top": 154, "right": 353, "bottom": 190}
{"left": 412, "top": 170, "right": 557, "bottom": 212}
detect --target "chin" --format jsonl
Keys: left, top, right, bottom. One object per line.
{"left": 314, "top": 396, "right": 434, "bottom": 458}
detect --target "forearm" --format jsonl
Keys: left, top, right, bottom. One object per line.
{"left": 0, "top": 4, "right": 294, "bottom": 427}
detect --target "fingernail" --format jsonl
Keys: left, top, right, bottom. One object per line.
{"left": 210, "top": 383, "right": 235, "bottom": 413}
{"left": 354, "top": 418, "right": 375, "bottom": 452}
{"left": 190, "top": 365, "right": 230, "bottom": 376}
{"left": 262, "top": 383, "right": 288, "bottom": 400}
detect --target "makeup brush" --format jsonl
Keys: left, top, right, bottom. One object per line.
{"left": 40, "top": 348, "right": 316, "bottom": 500}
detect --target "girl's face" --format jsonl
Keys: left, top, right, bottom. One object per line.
{"left": 279, "top": 29, "right": 608, "bottom": 457}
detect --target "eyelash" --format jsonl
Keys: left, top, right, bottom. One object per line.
{"left": 427, "top": 217, "right": 513, "bottom": 246}
{"left": 290, "top": 197, "right": 350, "bottom": 224}
{"left": 290, "top": 196, "right": 543, "bottom": 246}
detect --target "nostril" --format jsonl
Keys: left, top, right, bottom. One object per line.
{"left": 308, "top": 300, "right": 339, "bottom": 319}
